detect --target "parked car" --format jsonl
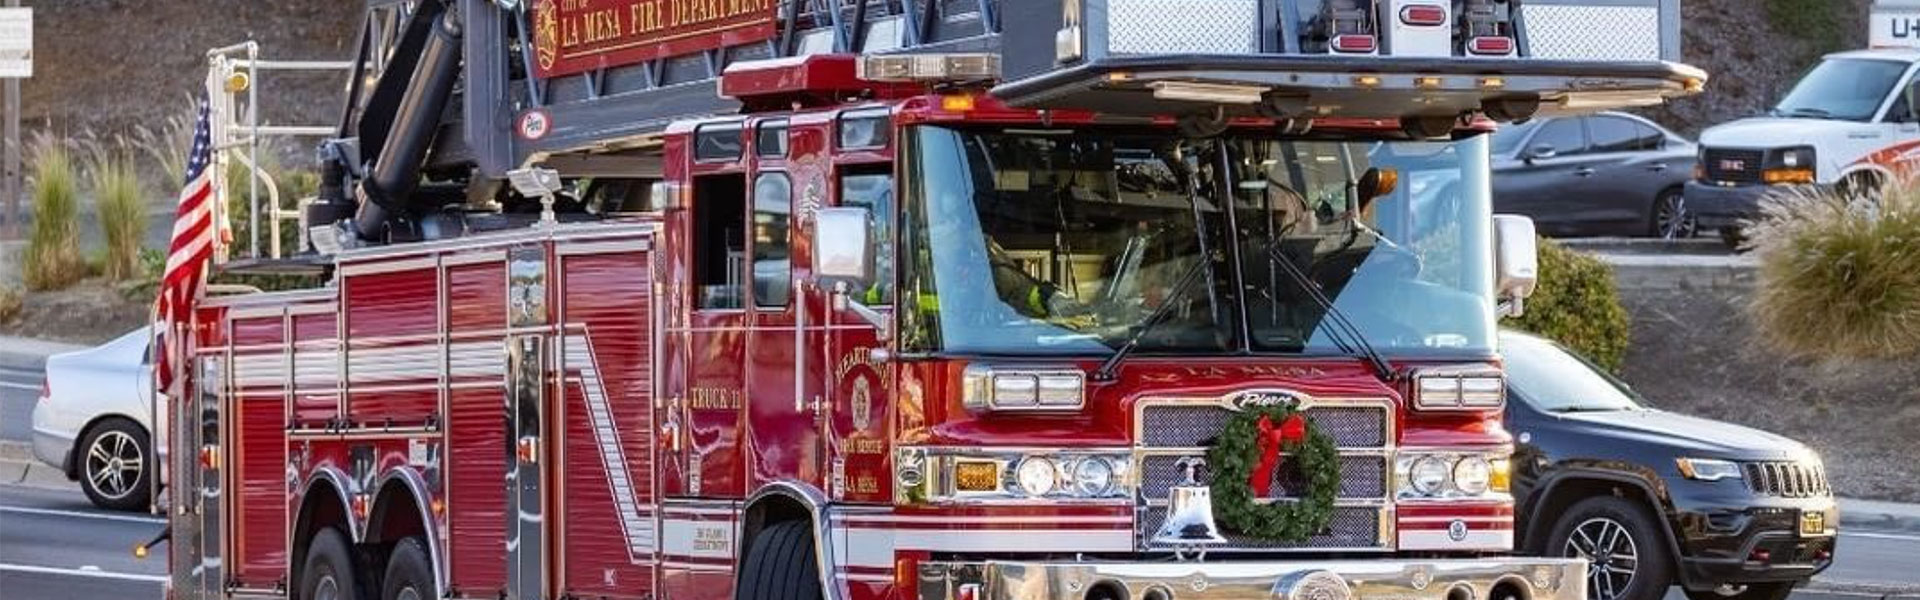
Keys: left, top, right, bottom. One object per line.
{"left": 1501, "top": 331, "right": 1835, "bottom": 600}
{"left": 30, "top": 327, "right": 158, "bottom": 511}
{"left": 1491, "top": 112, "right": 1699, "bottom": 238}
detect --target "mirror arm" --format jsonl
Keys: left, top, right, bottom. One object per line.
{"left": 831, "top": 281, "right": 893, "bottom": 342}
{"left": 1497, "top": 296, "right": 1525, "bottom": 318}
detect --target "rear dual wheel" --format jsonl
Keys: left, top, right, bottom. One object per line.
{"left": 299, "top": 530, "right": 432, "bottom": 600}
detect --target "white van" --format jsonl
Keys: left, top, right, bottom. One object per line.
{"left": 1688, "top": 1, "right": 1920, "bottom": 245}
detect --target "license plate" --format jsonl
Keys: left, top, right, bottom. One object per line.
{"left": 1799, "top": 511, "right": 1826, "bottom": 536}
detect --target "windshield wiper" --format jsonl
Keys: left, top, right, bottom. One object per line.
{"left": 1548, "top": 406, "right": 1630, "bottom": 413}
{"left": 1781, "top": 107, "right": 1834, "bottom": 119}
{"left": 1092, "top": 255, "right": 1212, "bottom": 382}
{"left": 1260, "top": 241, "right": 1396, "bottom": 383}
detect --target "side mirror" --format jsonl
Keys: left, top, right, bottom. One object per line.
{"left": 813, "top": 207, "right": 873, "bottom": 284}
{"left": 1524, "top": 145, "right": 1557, "bottom": 162}
{"left": 1492, "top": 214, "right": 1539, "bottom": 318}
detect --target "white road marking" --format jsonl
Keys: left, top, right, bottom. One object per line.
{"left": 0, "top": 505, "right": 166, "bottom": 525}
{"left": 0, "top": 563, "right": 167, "bottom": 583}
{"left": 0, "top": 380, "right": 39, "bottom": 391}
{"left": 1841, "top": 530, "right": 1920, "bottom": 543}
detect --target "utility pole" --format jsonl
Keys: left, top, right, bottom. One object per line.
{"left": 1, "top": 0, "right": 22, "bottom": 240}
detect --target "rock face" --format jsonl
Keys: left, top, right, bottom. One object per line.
{"left": 17, "top": 0, "right": 358, "bottom": 137}
{"left": 1642, "top": 0, "right": 1877, "bottom": 136}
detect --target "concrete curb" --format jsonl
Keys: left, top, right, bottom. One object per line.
{"left": 0, "top": 441, "right": 73, "bottom": 491}
{"left": 0, "top": 334, "right": 86, "bottom": 372}
{"left": 1841, "top": 497, "right": 1920, "bottom": 534}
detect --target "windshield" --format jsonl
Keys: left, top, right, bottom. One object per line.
{"left": 898, "top": 126, "right": 1496, "bottom": 357}
{"left": 1774, "top": 58, "right": 1909, "bottom": 121}
{"left": 1501, "top": 333, "right": 1642, "bottom": 412}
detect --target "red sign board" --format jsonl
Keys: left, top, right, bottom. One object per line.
{"left": 530, "top": 0, "right": 778, "bottom": 79}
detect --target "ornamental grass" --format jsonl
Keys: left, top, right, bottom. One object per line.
{"left": 1746, "top": 181, "right": 1920, "bottom": 359}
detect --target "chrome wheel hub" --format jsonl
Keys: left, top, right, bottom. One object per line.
{"left": 85, "top": 430, "right": 143, "bottom": 500}
{"left": 1564, "top": 517, "right": 1638, "bottom": 600}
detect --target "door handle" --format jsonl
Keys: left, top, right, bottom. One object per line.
{"left": 1646, "top": 164, "right": 1668, "bottom": 172}
{"left": 1574, "top": 168, "right": 1596, "bottom": 177}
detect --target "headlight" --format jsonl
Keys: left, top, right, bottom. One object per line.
{"left": 1453, "top": 456, "right": 1492, "bottom": 494}
{"left": 1412, "top": 368, "right": 1504, "bottom": 411}
{"left": 1410, "top": 456, "right": 1450, "bottom": 494}
{"left": 1015, "top": 457, "right": 1059, "bottom": 496}
{"left": 1072, "top": 457, "right": 1115, "bottom": 496}
{"left": 1777, "top": 147, "right": 1815, "bottom": 169}
{"left": 1676, "top": 458, "right": 1742, "bottom": 481}
{"left": 964, "top": 365, "right": 1086, "bottom": 411}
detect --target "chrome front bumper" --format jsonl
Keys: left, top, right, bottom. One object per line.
{"left": 918, "top": 557, "right": 1587, "bottom": 600}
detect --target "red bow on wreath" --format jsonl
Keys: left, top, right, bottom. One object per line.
{"left": 1248, "top": 413, "right": 1309, "bottom": 497}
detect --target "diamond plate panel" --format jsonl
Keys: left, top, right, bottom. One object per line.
{"left": 1141, "top": 454, "right": 1387, "bottom": 499}
{"left": 1109, "top": 0, "right": 1261, "bottom": 55}
{"left": 1140, "top": 405, "right": 1388, "bottom": 448}
{"left": 1140, "top": 506, "right": 1385, "bottom": 550}
{"left": 1520, "top": 5, "right": 1661, "bottom": 61}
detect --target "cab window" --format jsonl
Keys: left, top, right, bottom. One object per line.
{"left": 693, "top": 174, "right": 748, "bottom": 309}
{"left": 752, "top": 173, "right": 793, "bottom": 307}
{"left": 840, "top": 166, "right": 895, "bottom": 303}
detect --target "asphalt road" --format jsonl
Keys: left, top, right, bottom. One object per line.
{"left": 0, "top": 485, "right": 166, "bottom": 599}
{"left": 0, "top": 479, "right": 1916, "bottom": 600}
{"left": 1, "top": 364, "right": 41, "bottom": 443}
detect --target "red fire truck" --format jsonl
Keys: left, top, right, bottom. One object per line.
{"left": 152, "top": 1, "right": 1705, "bottom": 600}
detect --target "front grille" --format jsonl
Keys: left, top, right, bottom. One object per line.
{"left": 1743, "top": 461, "right": 1831, "bottom": 498}
{"left": 1139, "top": 505, "right": 1384, "bottom": 550}
{"left": 1136, "top": 400, "right": 1392, "bottom": 551}
{"left": 1702, "top": 148, "right": 1765, "bottom": 184}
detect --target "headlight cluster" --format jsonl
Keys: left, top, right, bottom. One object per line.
{"left": 1396, "top": 452, "right": 1510, "bottom": 500}
{"left": 896, "top": 447, "right": 1132, "bottom": 504}
{"left": 1675, "top": 457, "right": 1742, "bottom": 481}
{"left": 1763, "top": 146, "right": 1816, "bottom": 185}
{"left": 1411, "top": 368, "right": 1504, "bottom": 411}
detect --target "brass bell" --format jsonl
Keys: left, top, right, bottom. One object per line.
{"left": 1152, "top": 457, "right": 1227, "bottom": 546}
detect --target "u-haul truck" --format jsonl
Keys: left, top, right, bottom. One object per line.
{"left": 1689, "top": 0, "right": 1920, "bottom": 245}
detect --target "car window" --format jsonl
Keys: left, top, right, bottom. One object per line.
{"left": 1490, "top": 122, "right": 1535, "bottom": 156}
{"left": 1501, "top": 333, "right": 1643, "bottom": 412}
{"left": 1528, "top": 118, "right": 1587, "bottom": 157}
{"left": 1634, "top": 121, "right": 1666, "bottom": 150}
{"left": 1588, "top": 116, "right": 1651, "bottom": 153}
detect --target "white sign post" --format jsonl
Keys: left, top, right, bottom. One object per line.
{"left": 0, "top": 7, "right": 28, "bottom": 77}
{"left": 0, "top": 5, "right": 23, "bottom": 239}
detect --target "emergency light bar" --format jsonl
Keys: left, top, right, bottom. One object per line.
{"left": 858, "top": 53, "right": 1000, "bottom": 83}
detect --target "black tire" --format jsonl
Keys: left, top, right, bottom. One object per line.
{"left": 1546, "top": 496, "right": 1674, "bottom": 600}
{"left": 382, "top": 536, "right": 434, "bottom": 600}
{"left": 735, "top": 520, "right": 822, "bottom": 600}
{"left": 301, "top": 527, "right": 366, "bottom": 600}
{"left": 1650, "top": 188, "right": 1694, "bottom": 239}
{"left": 1683, "top": 582, "right": 1796, "bottom": 600}
{"left": 76, "top": 418, "right": 151, "bottom": 511}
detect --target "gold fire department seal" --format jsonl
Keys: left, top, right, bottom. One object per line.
{"left": 850, "top": 376, "right": 873, "bottom": 433}
{"left": 532, "top": 0, "right": 559, "bottom": 71}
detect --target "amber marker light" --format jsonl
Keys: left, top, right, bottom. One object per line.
{"left": 953, "top": 461, "right": 1001, "bottom": 492}
{"left": 1354, "top": 75, "right": 1383, "bottom": 89}
{"left": 940, "top": 94, "right": 977, "bottom": 112}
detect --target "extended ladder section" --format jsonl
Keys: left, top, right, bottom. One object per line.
{"left": 293, "top": 0, "right": 1700, "bottom": 249}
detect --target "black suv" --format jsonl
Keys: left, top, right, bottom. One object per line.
{"left": 1500, "top": 331, "right": 1836, "bottom": 600}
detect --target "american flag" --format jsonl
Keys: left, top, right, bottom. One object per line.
{"left": 155, "top": 99, "right": 221, "bottom": 395}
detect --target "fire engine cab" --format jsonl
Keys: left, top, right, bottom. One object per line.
{"left": 153, "top": 2, "right": 1704, "bottom": 600}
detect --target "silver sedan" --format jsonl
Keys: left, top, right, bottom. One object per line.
{"left": 30, "top": 327, "right": 157, "bottom": 511}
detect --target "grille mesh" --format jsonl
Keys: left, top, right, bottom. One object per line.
{"left": 1139, "top": 505, "right": 1383, "bottom": 550}
{"left": 1702, "top": 148, "right": 1765, "bottom": 184}
{"left": 1140, "top": 454, "right": 1386, "bottom": 499}
{"left": 1743, "top": 461, "right": 1830, "bottom": 498}
{"left": 1140, "top": 405, "right": 1387, "bottom": 448}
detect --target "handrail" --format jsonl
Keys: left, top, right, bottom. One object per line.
{"left": 204, "top": 41, "right": 353, "bottom": 261}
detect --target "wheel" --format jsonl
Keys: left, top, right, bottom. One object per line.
{"left": 735, "top": 520, "right": 822, "bottom": 600}
{"left": 1683, "top": 582, "right": 1797, "bottom": 600}
{"left": 382, "top": 536, "right": 434, "bottom": 600}
{"left": 1650, "top": 188, "right": 1695, "bottom": 240}
{"left": 77, "top": 418, "right": 151, "bottom": 511}
{"left": 1547, "top": 496, "right": 1674, "bottom": 600}
{"left": 1718, "top": 226, "right": 1746, "bottom": 252}
{"left": 1837, "top": 172, "right": 1884, "bottom": 205}
{"left": 301, "top": 527, "right": 366, "bottom": 600}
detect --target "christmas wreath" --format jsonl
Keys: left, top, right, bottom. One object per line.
{"left": 1204, "top": 405, "right": 1342, "bottom": 542}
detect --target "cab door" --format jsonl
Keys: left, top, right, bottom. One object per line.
{"left": 816, "top": 108, "right": 898, "bottom": 504}
{"left": 743, "top": 120, "right": 825, "bottom": 491}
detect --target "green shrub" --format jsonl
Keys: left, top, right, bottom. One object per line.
{"left": 1746, "top": 183, "right": 1920, "bottom": 359}
{"left": 22, "top": 142, "right": 86, "bottom": 291}
{"left": 93, "top": 155, "right": 148, "bottom": 281}
{"left": 0, "top": 286, "right": 21, "bottom": 324}
{"left": 1502, "top": 237, "right": 1631, "bottom": 372}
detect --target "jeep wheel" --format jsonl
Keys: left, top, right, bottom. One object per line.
{"left": 1683, "top": 583, "right": 1796, "bottom": 600}
{"left": 1548, "top": 496, "right": 1674, "bottom": 600}
{"left": 78, "top": 418, "right": 151, "bottom": 512}
{"left": 735, "top": 520, "right": 822, "bottom": 600}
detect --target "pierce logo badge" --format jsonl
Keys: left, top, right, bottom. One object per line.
{"left": 518, "top": 109, "right": 552, "bottom": 141}
{"left": 1230, "top": 390, "right": 1307, "bottom": 411}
